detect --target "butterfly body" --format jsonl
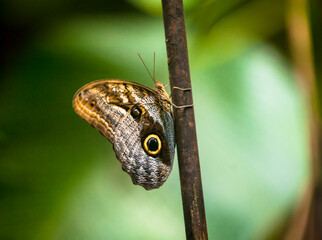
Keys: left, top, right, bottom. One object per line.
{"left": 73, "top": 80, "right": 175, "bottom": 190}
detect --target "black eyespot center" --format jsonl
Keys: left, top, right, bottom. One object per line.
{"left": 147, "top": 137, "right": 159, "bottom": 151}
{"left": 131, "top": 106, "right": 142, "bottom": 120}
{"left": 90, "top": 100, "right": 96, "bottom": 107}
{"left": 143, "top": 134, "right": 162, "bottom": 156}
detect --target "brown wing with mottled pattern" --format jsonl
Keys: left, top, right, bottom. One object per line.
{"left": 73, "top": 80, "right": 175, "bottom": 190}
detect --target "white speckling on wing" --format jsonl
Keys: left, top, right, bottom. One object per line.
{"left": 137, "top": 175, "right": 146, "bottom": 184}
{"left": 141, "top": 96, "right": 156, "bottom": 104}
{"left": 117, "top": 107, "right": 127, "bottom": 116}
{"left": 119, "top": 93, "right": 129, "bottom": 103}
{"left": 138, "top": 166, "right": 145, "bottom": 175}
{"left": 150, "top": 171, "right": 157, "bottom": 179}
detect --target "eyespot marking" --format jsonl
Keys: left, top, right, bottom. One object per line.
{"left": 143, "top": 134, "right": 161, "bottom": 156}
{"left": 131, "top": 106, "right": 142, "bottom": 120}
{"left": 90, "top": 100, "right": 96, "bottom": 107}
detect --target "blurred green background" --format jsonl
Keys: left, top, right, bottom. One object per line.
{"left": 1, "top": 0, "right": 321, "bottom": 239}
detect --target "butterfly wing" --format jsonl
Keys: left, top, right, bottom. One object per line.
{"left": 73, "top": 80, "right": 175, "bottom": 190}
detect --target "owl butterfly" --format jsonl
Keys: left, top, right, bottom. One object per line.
{"left": 73, "top": 57, "right": 175, "bottom": 190}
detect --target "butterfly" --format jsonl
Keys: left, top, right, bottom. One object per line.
{"left": 73, "top": 77, "right": 175, "bottom": 190}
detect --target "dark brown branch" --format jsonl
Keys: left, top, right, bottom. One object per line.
{"left": 161, "top": 0, "right": 208, "bottom": 239}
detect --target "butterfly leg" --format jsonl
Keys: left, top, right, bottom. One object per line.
{"left": 171, "top": 102, "right": 194, "bottom": 109}
{"left": 169, "top": 86, "right": 193, "bottom": 108}
{"left": 169, "top": 86, "right": 192, "bottom": 98}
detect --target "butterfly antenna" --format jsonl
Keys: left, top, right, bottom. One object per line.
{"left": 153, "top": 52, "right": 156, "bottom": 83}
{"left": 137, "top": 53, "right": 155, "bottom": 83}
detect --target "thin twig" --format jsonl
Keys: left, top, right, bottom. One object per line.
{"left": 161, "top": 0, "right": 208, "bottom": 239}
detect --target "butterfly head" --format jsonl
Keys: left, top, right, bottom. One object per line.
{"left": 154, "top": 81, "right": 172, "bottom": 110}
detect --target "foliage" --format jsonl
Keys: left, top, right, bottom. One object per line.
{"left": 1, "top": 0, "right": 318, "bottom": 239}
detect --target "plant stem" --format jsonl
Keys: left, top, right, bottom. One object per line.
{"left": 161, "top": 0, "right": 208, "bottom": 239}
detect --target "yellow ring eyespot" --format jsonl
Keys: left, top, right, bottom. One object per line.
{"left": 143, "top": 134, "right": 162, "bottom": 156}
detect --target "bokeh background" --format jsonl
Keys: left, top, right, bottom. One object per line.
{"left": 1, "top": 0, "right": 321, "bottom": 239}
